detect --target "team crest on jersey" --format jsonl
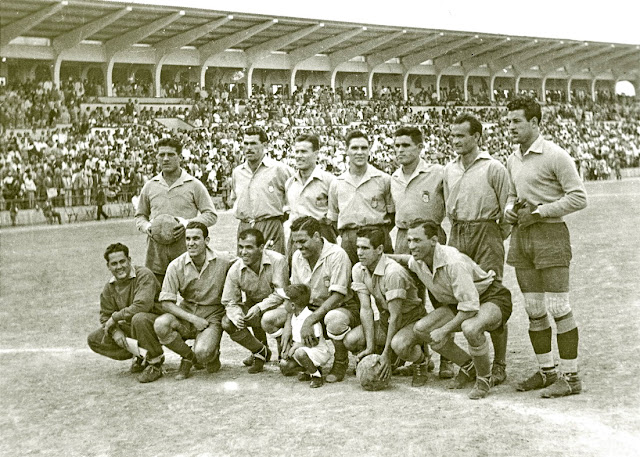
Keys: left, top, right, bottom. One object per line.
{"left": 422, "top": 191, "right": 430, "bottom": 203}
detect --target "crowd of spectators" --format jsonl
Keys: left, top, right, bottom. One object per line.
{"left": 1, "top": 78, "right": 639, "bottom": 220}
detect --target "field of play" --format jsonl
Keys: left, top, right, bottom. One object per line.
{"left": 1, "top": 178, "right": 639, "bottom": 457}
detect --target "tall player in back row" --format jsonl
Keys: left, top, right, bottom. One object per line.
{"left": 504, "top": 96, "right": 587, "bottom": 398}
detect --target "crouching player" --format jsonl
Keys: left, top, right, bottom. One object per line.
{"left": 153, "top": 222, "right": 236, "bottom": 380}
{"left": 343, "top": 227, "right": 427, "bottom": 386}
{"left": 87, "top": 243, "right": 166, "bottom": 383}
{"left": 279, "top": 284, "right": 331, "bottom": 388}
{"left": 395, "top": 221, "right": 512, "bottom": 399}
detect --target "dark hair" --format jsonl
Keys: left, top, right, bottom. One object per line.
{"left": 356, "top": 226, "right": 386, "bottom": 250}
{"left": 156, "top": 137, "right": 183, "bottom": 153}
{"left": 238, "top": 228, "right": 265, "bottom": 247}
{"left": 452, "top": 113, "right": 483, "bottom": 136}
{"left": 345, "top": 130, "right": 369, "bottom": 148}
{"left": 507, "top": 95, "right": 542, "bottom": 123}
{"left": 295, "top": 133, "right": 320, "bottom": 151}
{"left": 408, "top": 220, "right": 440, "bottom": 239}
{"left": 394, "top": 126, "right": 423, "bottom": 145}
{"left": 186, "top": 220, "right": 208, "bottom": 238}
{"left": 104, "top": 243, "right": 129, "bottom": 262}
{"left": 284, "top": 283, "right": 311, "bottom": 306}
{"left": 244, "top": 126, "right": 269, "bottom": 143}
{"left": 290, "top": 216, "right": 322, "bottom": 238}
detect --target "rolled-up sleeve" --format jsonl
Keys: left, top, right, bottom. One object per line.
{"left": 351, "top": 264, "right": 369, "bottom": 294}
{"left": 384, "top": 270, "right": 408, "bottom": 302}
{"left": 445, "top": 262, "right": 480, "bottom": 313}
{"left": 257, "top": 256, "right": 289, "bottom": 311}
{"left": 159, "top": 262, "right": 180, "bottom": 303}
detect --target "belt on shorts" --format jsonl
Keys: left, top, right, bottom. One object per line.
{"left": 239, "top": 215, "right": 283, "bottom": 226}
{"left": 451, "top": 218, "right": 497, "bottom": 225}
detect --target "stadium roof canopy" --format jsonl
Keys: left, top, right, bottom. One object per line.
{"left": 1, "top": 0, "right": 638, "bottom": 100}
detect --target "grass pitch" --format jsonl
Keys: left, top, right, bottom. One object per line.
{"left": 1, "top": 178, "right": 639, "bottom": 457}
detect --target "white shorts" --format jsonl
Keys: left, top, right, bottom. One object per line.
{"left": 297, "top": 342, "right": 332, "bottom": 367}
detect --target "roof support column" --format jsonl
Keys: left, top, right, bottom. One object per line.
{"left": 490, "top": 73, "right": 497, "bottom": 102}
{"left": 367, "top": 69, "right": 375, "bottom": 100}
{"left": 402, "top": 71, "right": 410, "bottom": 102}
{"left": 435, "top": 71, "right": 443, "bottom": 102}
{"left": 199, "top": 66, "right": 208, "bottom": 90}
{"left": 153, "top": 59, "right": 164, "bottom": 97}
{"left": 463, "top": 72, "right": 471, "bottom": 102}
{"left": 515, "top": 74, "right": 522, "bottom": 96}
{"left": 290, "top": 67, "right": 298, "bottom": 96}
{"left": 541, "top": 75, "right": 548, "bottom": 103}
{"left": 566, "top": 77, "right": 573, "bottom": 102}
{"left": 591, "top": 77, "right": 598, "bottom": 102}
{"left": 53, "top": 54, "right": 63, "bottom": 89}
{"left": 330, "top": 68, "right": 338, "bottom": 92}
{"left": 103, "top": 59, "right": 115, "bottom": 97}
{"left": 246, "top": 66, "right": 255, "bottom": 98}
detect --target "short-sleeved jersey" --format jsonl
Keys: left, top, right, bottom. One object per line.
{"left": 391, "top": 159, "right": 445, "bottom": 229}
{"left": 407, "top": 244, "right": 495, "bottom": 313}
{"left": 291, "top": 240, "right": 353, "bottom": 310}
{"left": 160, "top": 248, "right": 237, "bottom": 313}
{"left": 351, "top": 254, "right": 423, "bottom": 317}
{"left": 327, "top": 165, "right": 394, "bottom": 229}
{"left": 285, "top": 166, "right": 336, "bottom": 222}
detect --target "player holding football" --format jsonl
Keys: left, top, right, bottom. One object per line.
{"left": 504, "top": 96, "right": 587, "bottom": 397}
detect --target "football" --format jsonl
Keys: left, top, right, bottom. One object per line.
{"left": 150, "top": 214, "right": 180, "bottom": 244}
{"left": 356, "top": 354, "right": 391, "bottom": 391}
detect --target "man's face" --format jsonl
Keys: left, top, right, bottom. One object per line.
{"left": 451, "top": 122, "right": 478, "bottom": 157}
{"left": 407, "top": 227, "right": 436, "bottom": 262}
{"left": 394, "top": 135, "right": 421, "bottom": 167}
{"left": 238, "top": 235, "right": 263, "bottom": 266}
{"left": 157, "top": 146, "right": 180, "bottom": 174}
{"left": 356, "top": 237, "right": 383, "bottom": 269}
{"left": 186, "top": 228, "right": 208, "bottom": 258}
{"left": 507, "top": 109, "right": 536, "bottom": 146}
{"left": 294, "top": 141, "right": 317, "bottom": 172}
{"left": 243, "top": 134, "right": 265, "bottom": 164}
{"left": 291, "top": 230, "right": 322, "bottom": 260}
{"left": 107, "top": 251, "right": 132, "bottom": 281}
{"left": 347, "top": 137, "right": 370, "bottom": 168}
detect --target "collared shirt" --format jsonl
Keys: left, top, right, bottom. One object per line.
{"left": 160, "top": 248, "right": 236, "bottom": 313}
{"left": 443, "top": 151, "right": 509, "bottom": 225}
{"left": 221, "top": 249, "right": 289, "bottom": 323}
{"left": 351, "top": 254, "right": 423, "bottom": 316}
{"left": 391, "top": 159, "right": 445, "bottom": 229}
{"left": 407, "top": 244, "right": 495, "bottom": 313}
{"left": 135, "top": 169, "right": 217, "bottom": 234}
{"left": 506, "top": 135, "right": 587, "bottom": 220}
{"left": 231, "top": 155, "right": 293, "bottom": 221}
{"left": 327, "top": 164, "right": 394, "bottom": 229}
{"left": 285, "top": 166, "right": 336, "bottom": 221}
{"left": 291, "top": 240, "right": 353, "bottom": 310}
{"left": 100, "top": 265, "right": 160, "bottom": 325}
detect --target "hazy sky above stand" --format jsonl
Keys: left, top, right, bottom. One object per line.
{"left": 124, "top": 0, "right": 639, "bottom": 45}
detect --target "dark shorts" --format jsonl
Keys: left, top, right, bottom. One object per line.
{"left": 449, "top": 220, "right": 505, "bottom": 280}
{"left": 507, "top": 222, "right": 572, "bottom": 269}
{"left": 429, "top": 280, "right": 512, "bottom": 328}
{"left": 177, "top": 305, "right": 225, "bottom": 339}
{"left": 379, "top": 304, "right": 427, "bottom": 331}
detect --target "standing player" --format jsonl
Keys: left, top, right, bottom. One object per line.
{"left": 135, "top": 137, "right": 217, "bottom": 283}
{"left": 391, "top": 126, "right": 451, "bottom": 379}
{"left": 153, "top": 222, "right": 236, "bottom": 380}
{"left": 221, "top": 228, "right": 289, "bottom": 373}
{"left": 343, "top": 227, "right": 427, "bottom": 385}
{"left": 231, "top": 126, "right": 293, "bottom": 254}
{"left": 504, "top": 96, "right": 587, "bottom": 398}
{"left": 285, "top": 133, "right": 337, "bottom": 244}
{"left": 444, "top": 113, "right": 511, "bottom": 386}
{"left": 87, "top": 243, "right": 166, "bottom": 383}
{"left": 327, "top": 130, "right": 394, "bottom": 265}
{"left": 261, "top": 216, "right": 359, "bottom": 383}
{"left": 393, "top": 222, "right": 512, "bottom": 399}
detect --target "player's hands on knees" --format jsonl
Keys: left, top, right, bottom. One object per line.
{"left": 112, "top": 330, "right": 129, "bottom": 350}
{"left": 429, "top": 328, "right": 448, "bottom": 347}
{"left": 378, "top": 352, "right": 392, "bottom": 381}
{"left": 193, "top": 316, "right": 210, "bottom": 332}
{"left": 104, "top": 317, "right": 116, "bottom": 333}
{"left": 356, "top": 348, "right": 374, "bottom": 363}
{"left": 244, "top": 305, "right": 261, "bottom": 324}
{"left": 172, "top": 222, "right": 186, "bottom": 241}
{"left": 300, "top": 321, "right": 319, "bottom": 347}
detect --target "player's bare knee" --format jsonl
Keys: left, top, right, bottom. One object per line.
{"left": 221, "top": 315, "right": 237, "bottom": 334}
{"left": 153, "top": 313, "right": 173, "bottom": 338}
{"left": 325, "top": 310, "right": 350, "bottom": 341}
{"left": 413, "top": 319, "right": 432, "bottom": 342}
{"left": 343, "top": 329, "right": 360, "bottom": 352}
{"left": 461, "top": 319, "right": 483, "bottom": 342}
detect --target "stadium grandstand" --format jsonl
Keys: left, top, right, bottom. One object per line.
{"left": 1, "top": 0, "right": 639, "bottom": 226}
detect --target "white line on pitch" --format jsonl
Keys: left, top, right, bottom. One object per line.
{"left": 0, "top": 347, "right": 92, "bottom": 354}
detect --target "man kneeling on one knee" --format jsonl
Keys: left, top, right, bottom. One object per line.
{"left": 153, "top": 221, "right": 236, "bottom": 380}
{"left": 261, "top": 216, "right": 360, "bottom": 383}
{"left": 392, "top": 221, "right": 512, "bottom": 399}
{"left": 221, "top": 229, "right": 289, "bottom": 373}
{"left": 87, "top": 243, "right": 166, "bottom": 383}
{"left": 343, "top": 227, "right": 427, "bottom": 385}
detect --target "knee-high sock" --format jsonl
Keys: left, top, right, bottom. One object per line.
{"left": 164, "top": 335, "right": 195, "bottom": 360}
{"left": 469, "top": 339, "right": 491, "bottom": 378}
{"left": 555, "top": 311, "right": 579, "bottom": 374}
